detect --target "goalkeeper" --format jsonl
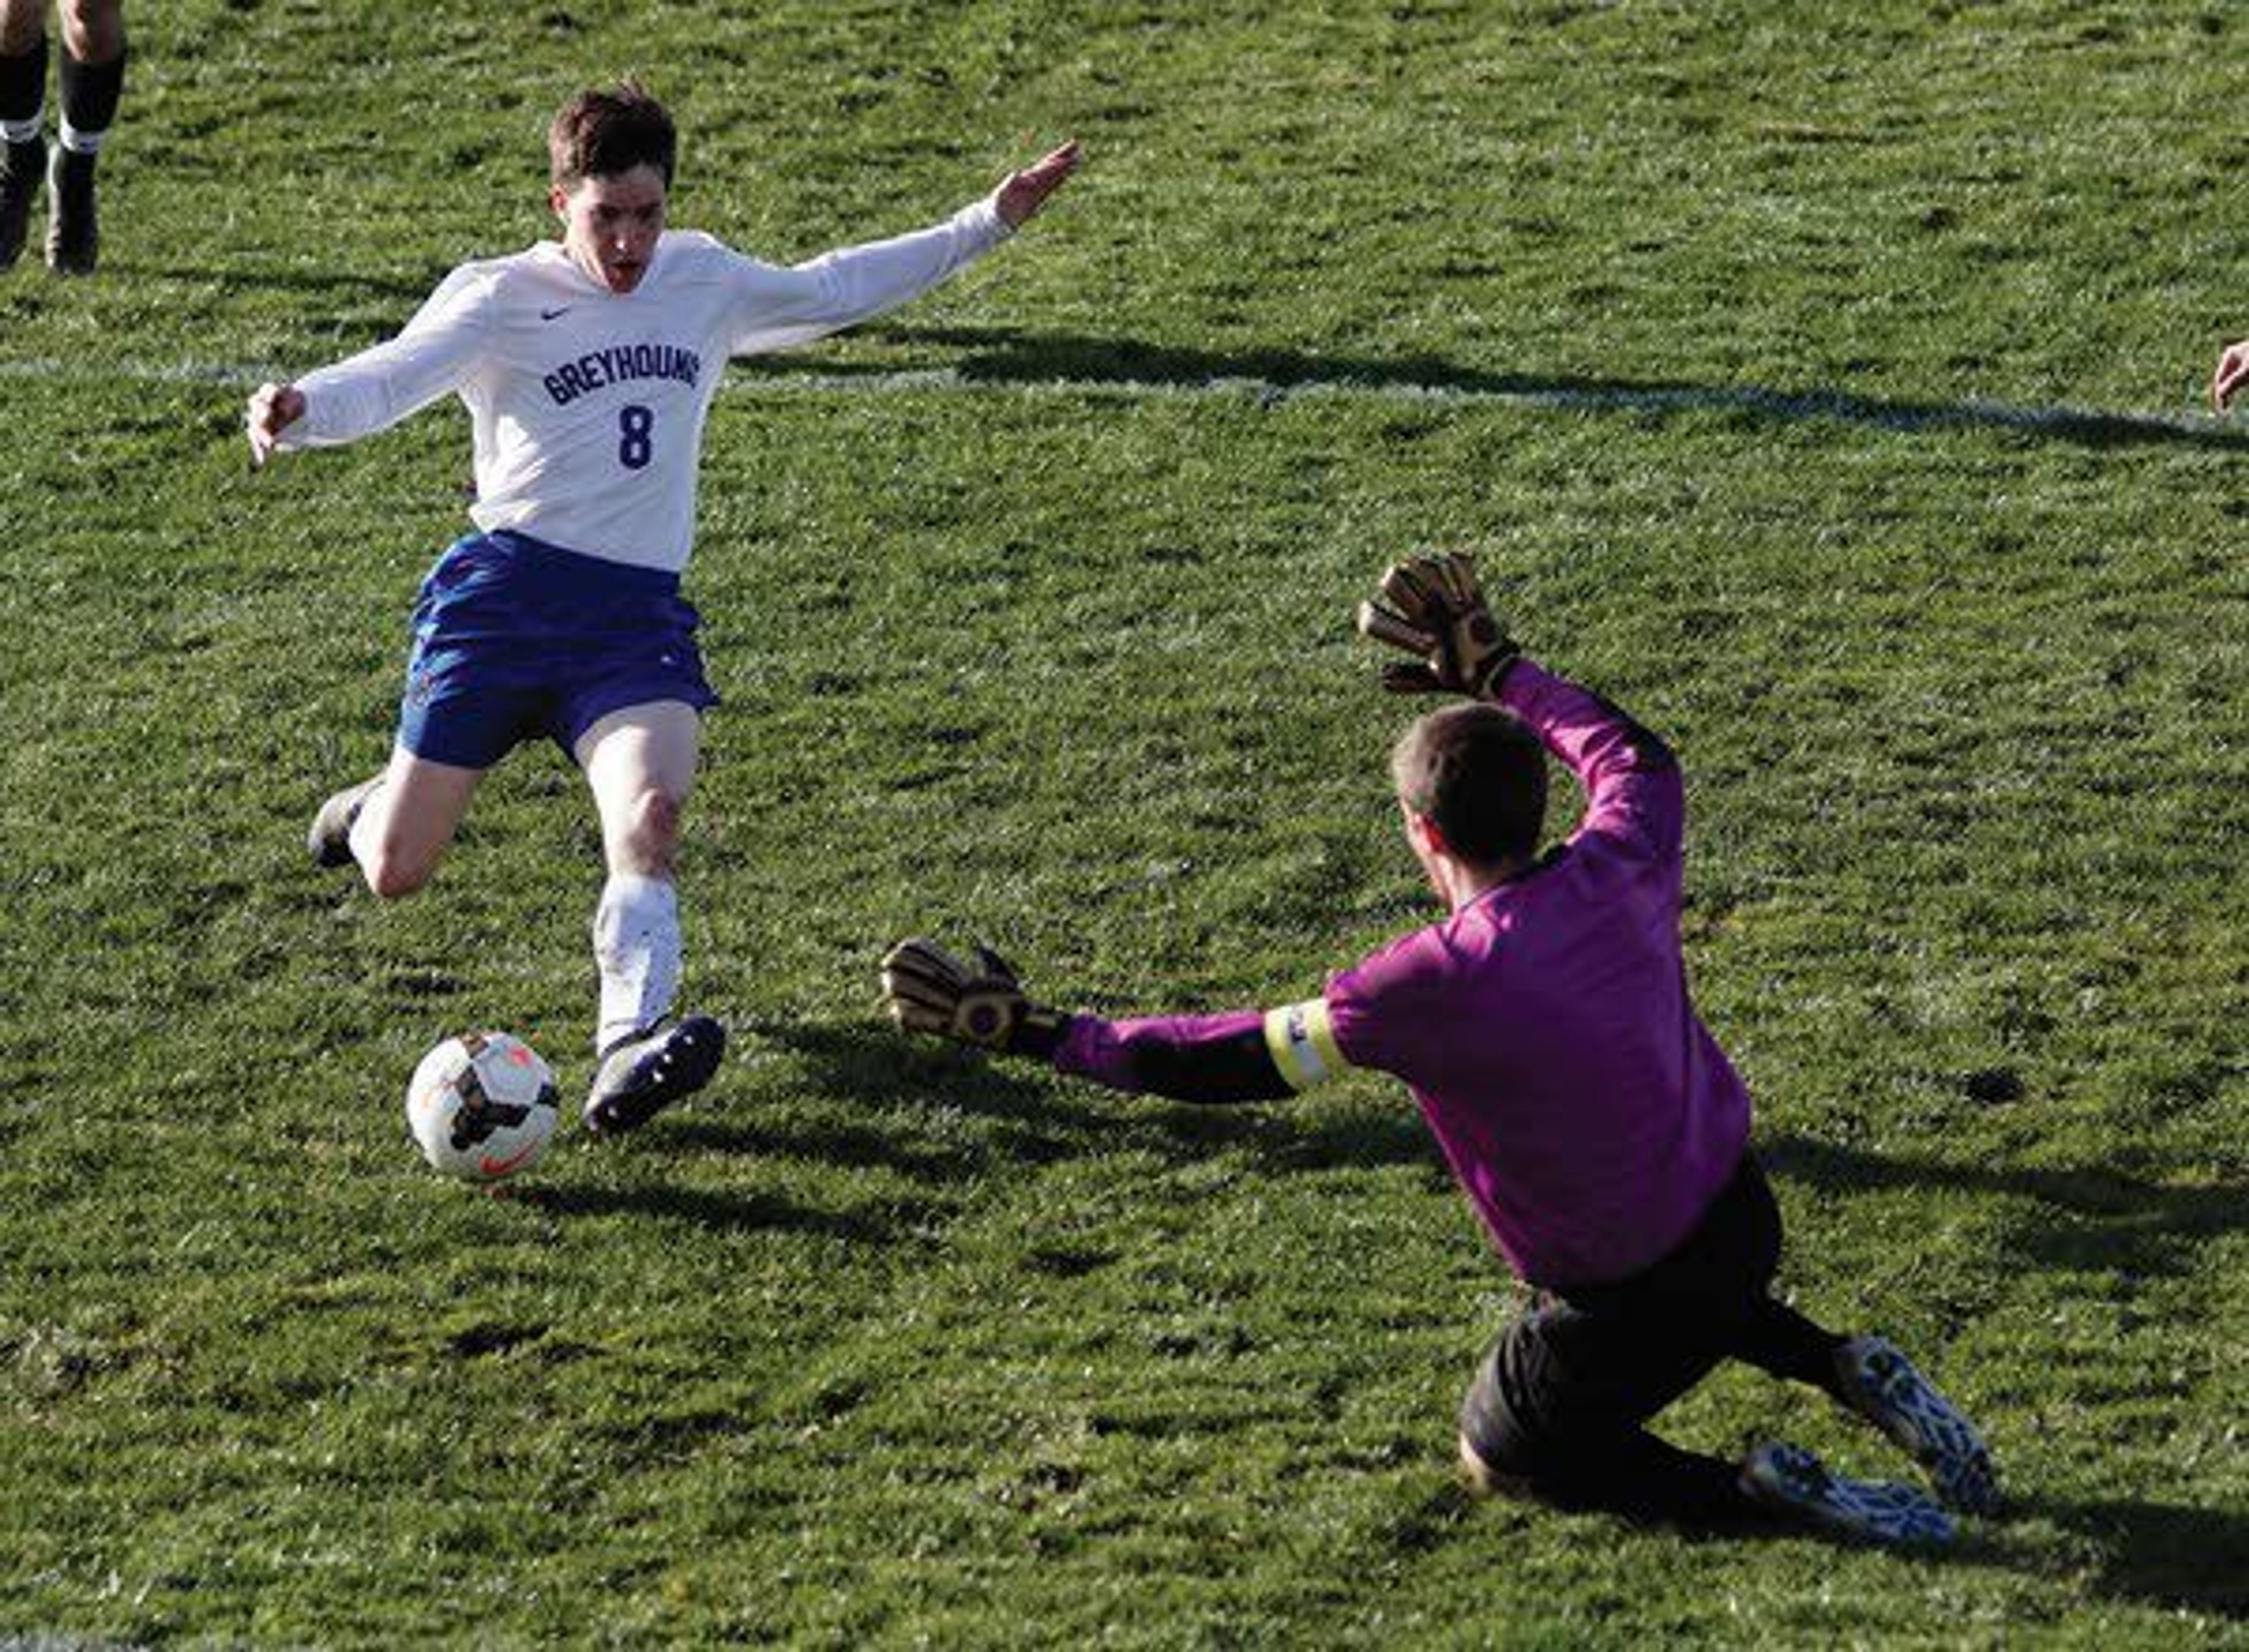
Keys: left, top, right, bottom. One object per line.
{"left": 883, "top": 555, "right": 2000, "bottom": 1547}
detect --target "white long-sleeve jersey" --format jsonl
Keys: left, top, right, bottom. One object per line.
{"left": 280, "top": 196, "right": 1012, "bottom": 572}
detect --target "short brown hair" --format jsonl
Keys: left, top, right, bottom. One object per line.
{"left": 1390, "top": 702, "right": 1549, "bottom": 866}
{"left": 549, "top": 80, "right": 676, "bottom": 190}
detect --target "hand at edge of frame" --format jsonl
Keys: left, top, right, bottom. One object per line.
{"left": 995, "top": 141, "right": 1082, "bottom": 229}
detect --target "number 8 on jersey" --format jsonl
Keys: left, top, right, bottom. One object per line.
{"left": 618, "top": 403, "right": 654, "bottom": 470}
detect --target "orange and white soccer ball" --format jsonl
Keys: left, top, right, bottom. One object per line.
{"left": 405, "top": 1031, "right": 559, "bottom": 1182}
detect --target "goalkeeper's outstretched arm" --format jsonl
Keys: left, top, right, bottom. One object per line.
{"left": 880, "top": 940, "right": 1348, "bottom": 1105}
{"left": 1054, "top": 1001, "right": 1350, "bottom": 1103}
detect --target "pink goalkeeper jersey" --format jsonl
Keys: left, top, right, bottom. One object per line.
{"left": 1322, "top": 661, "right": 1751, "bottom": 1288}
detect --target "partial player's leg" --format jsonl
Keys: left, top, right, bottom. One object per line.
{"left": 1452, "top": 1166, "right": 1777, "bottom": 1527}
{"left": 1711, "top": 1155, "right": 1851, "bottom": 1391}
{"left": 310, "top": 745, "right": 484, "bottom": 901}
{"left": 1457, "top": 1303, "right": 1956, "bottom": 1546}
{"left": 320, "top": 529, "right": 557, "bottom": 898}
{"left": 1718, "top": 1157, "right": 2001, "bottom": 1513}
{"left": 1457, "top": 1298, "right": 1756, "bottom": 1529}
{"left": 53, "top": 1, "right": 121, "bottom": 62}
{"left": 0, "top": 0, "right": 45, "bottom": 268}
{"left": 1455, "top": 1155, "right": 1959, "bottom": 1545}
{"left": 45, "top": 0, "right": 121, "bottom": 274}
{"left": 576, "top": 699, "right": 724, "bottom": 1134}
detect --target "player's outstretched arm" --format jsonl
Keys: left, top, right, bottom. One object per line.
{"left": 244, "top": 382, "right": 306, "bottom": 466}
{"left": 880, "top": 939, "right": 1337, "bottom": 1104}
{"left": 2214, "top": 338, "right": 2249, "bottom": 412}
{"left": 730, "top": 141, "right": 1082, "bottom": 357}
{"left": 1356, "top": 551, "right": 1520, "bottom": 699}
{"left": 243, "top": 270, "right": 495, "bottom": 459}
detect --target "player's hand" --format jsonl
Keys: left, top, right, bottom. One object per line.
{"left": 1356, "top": 551, "right": 1519, "bottom": 698}
{"left": 245, "top": 382, "right": 306, "bottom": 466}
{"left": 994, "top": 141, "right": 1081, "bottom": 229}
{"left": 881, "top": 938, "right": 1064, "bottom": 1055}
{"left": 2214, "top": 338, "right": 2249, "bottom": 412}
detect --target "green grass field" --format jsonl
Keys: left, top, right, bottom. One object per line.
{"left": 3, "top": 1, "right": 2245, "bottom": 1643}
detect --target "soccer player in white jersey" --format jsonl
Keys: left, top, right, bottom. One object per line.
{"left": 245, "top": 82, "right": 1079, "bottom": 1134}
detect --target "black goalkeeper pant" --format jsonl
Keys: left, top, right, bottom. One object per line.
{"left": 1459, "top": 1151, "right": 1847, "bottom": 1527}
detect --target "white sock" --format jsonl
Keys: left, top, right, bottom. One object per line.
{"left": 593, "top": 873, "right": 681, "bottom": 1054}
{"left": 1, "top": 111, "right": 39, "bottom": 146}
{"left": 56, "top": 119, "right": 102, "bottom": 156}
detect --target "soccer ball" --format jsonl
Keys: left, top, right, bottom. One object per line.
{"left": 405, "top": 1031, "right": 559, "bottom": 1182}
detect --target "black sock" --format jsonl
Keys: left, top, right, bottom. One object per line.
{"left": 1738, "top": 1297, "right": 1850, "bottom": 1398}
{"left": 0, "top": 38, "right": 45, "bottom": 133}
{"left": 59, "top": 43, "right": 124, "bottom": 143}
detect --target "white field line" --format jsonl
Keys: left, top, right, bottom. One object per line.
{"left": 0, "top": 353, "right": 2233, "bottom": 442}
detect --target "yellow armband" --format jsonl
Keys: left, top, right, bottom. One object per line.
{"left": 1262, "top": 997, "right": 1349, "bottom": 1093}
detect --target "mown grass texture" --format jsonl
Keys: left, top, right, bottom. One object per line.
{"left": 1, "top": 1, "right": 2244, "bottom": 1644}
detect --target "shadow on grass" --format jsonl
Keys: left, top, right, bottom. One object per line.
{"left": 740, "top": 324, "right": 2249, "bottom": 454}
{"left": 1270, "top": 1103, "right": 1438, "bottom": 1174}
{"left": 510, "top": 1179, "right": 904, "bottom": 1244}
{"left": 2020, "top": 1494, "right": 2249, "bottom": 1620}
{"left": 664, "top": 1114, "right": 980, "bottom": 1179}
{"left": 1762, "top": 1133, "right": 2247, "bottom": 1278}
{"left": 750, "top": 1016, "right": 1445, "bottom": 1178}
{"left": 1547, "top": 1486, "right": 2248, "bottom": 1620}
{"left": 1667, "top": 1494, "right": 2249, "bottom": 1619}
{"left": 1116, "top": 1093, "right": 1439, "bottom": 1178}
{"left": 110, "top": 257, "right": 442, "bottom": 306}
{"left": 1934, "top": 1496, "right": 2249, "bottom": 1621}
{"left": 744, "top": 1015, "right": 1101, "bottom": 1159}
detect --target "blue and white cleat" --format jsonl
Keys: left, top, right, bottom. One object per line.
{"left": 1740, "top": 1442, "right": 1955, "bottom": 1547}
{"left": 1835, "top": 1335, "right": 2002, "bottom": 1515}
{"left": 583, "top": 1014, "right": 725, "bottom": 1136}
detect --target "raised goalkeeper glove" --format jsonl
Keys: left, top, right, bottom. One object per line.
{"left": 1355, "top": 550, "right": 1518, "bottom": 699}
{"left": 880, "top": 938, "right": 1067, "bottom": 1057}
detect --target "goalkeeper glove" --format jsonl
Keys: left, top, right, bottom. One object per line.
{"left": 880, "top": 938, "right": 1067, "bottom": 1058}
{"left": 1355, "top": 550, "right": 1518, "bottom": 699}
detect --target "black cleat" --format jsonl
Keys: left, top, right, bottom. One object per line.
{"left": 584, "top": 1015, "right": 726, "bottom": 1136}
{"left": 307, "top": 774, "right": 385, "bottom": 869}
{"left": 0, "top": 137, "right": 40, "bottom": 270}
{"left": 45, "top": 144, "right": 97, "bottom": 275}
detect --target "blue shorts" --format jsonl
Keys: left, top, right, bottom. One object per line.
{"left": 396, "top": 529, "right": 719, "bottom": 770}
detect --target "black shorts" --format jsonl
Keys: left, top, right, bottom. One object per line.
{"left": 1460, "top": 1152, "right": 1785, "bottom": 1481}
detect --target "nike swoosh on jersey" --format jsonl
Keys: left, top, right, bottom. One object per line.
{"left": 540, "top": 306, "right": 572, "bottom": 321}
